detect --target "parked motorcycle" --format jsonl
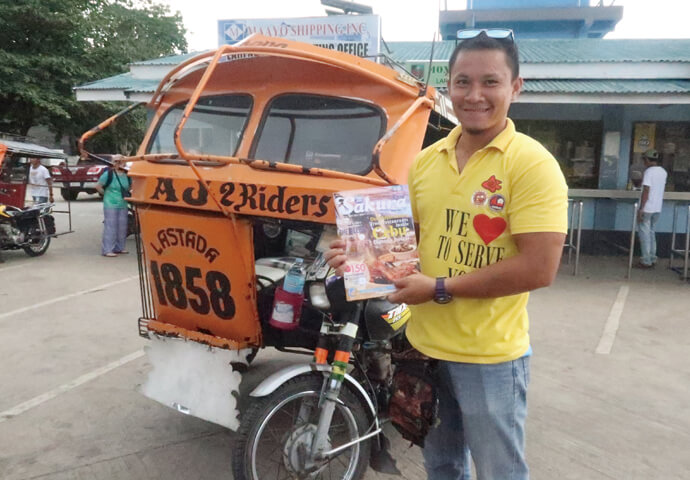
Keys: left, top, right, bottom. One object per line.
{"left": 232, "top": 275, "right": 438, "bottom": 480}
{"left": 0, "top": 203, "right": 55, "bottom": 257}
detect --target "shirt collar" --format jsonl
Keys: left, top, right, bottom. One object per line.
{"left": 436, "top": 118, "right": 516, "bottom": 155}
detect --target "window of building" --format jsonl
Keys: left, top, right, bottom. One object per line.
{"left": 251, "top": 94, "right": 384, "bottom": 175}
{"left": 148, "top": 94, "right": 252, "bottom": 156}
{"left": 631, "top": 122, "right": 690, "bottom": 192}
{"left": 514, "top": 120, "right": 602, "bottom": 189}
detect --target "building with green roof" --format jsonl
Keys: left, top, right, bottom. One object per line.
{"left": 74, "top": 36, "right": 690, "bottom": 252}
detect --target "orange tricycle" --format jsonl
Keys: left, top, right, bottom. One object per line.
{"left": 82, "top": 35, "right": 455, "bottom": 479}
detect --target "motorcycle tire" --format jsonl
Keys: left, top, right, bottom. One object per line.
{"left": 23, "top": 234, "right": 50, "bottom": 257}
{"left": 232, "top": 373, "right": 371, "bottom": 480}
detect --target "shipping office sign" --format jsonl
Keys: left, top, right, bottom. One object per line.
{"left": 218, "top": 15, "right": 381, "bottom": 58}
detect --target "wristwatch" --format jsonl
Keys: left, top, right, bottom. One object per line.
{"left": 433, "top": 277, "right": 453, "bottom": 304}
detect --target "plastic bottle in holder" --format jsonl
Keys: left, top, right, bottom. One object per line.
{"left": 283, "top": 258, "right": 306, "bottom": 294}
{"left": 269, "top": 259, "right": 306, "bottom": 330}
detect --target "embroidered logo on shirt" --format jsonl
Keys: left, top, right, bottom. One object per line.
{"left": 472, "top": 191, "right": 487, "bottom": 206}
{"left": 488, "top": 194, "right": 505, "bottom": 212}
{"left": 481, "top": 175, "right": 502, "bottom": 193}
{"left": 473, "top": 214, "right": 507, "bottom": 245}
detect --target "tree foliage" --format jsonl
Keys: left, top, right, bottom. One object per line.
{"left": 0, "top": 0, "right": 186, "bottom": 152}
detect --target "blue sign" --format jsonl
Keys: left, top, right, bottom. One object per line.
{"left": 218, "top": 20, "right": 249, "bottom": 45}
{"left": 216, "top": 16, "right": 381, "bottom": 57}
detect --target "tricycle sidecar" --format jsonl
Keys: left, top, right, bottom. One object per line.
{"left": 85, "top": 34, "right": 455, "bottom": 431}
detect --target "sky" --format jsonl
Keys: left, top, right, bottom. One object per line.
{"left": 159, "top": 0, "right": 690, "bottom": 52}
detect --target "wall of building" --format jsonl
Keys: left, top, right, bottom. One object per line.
{"left": 508, "top": 102, "right": 690, "bottom": 236}
{"left": 469, "top": 0, "right": 583, "bottom": 8}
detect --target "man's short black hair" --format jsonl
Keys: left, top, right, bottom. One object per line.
{"left": 448, "top": 33, "right": 520, "bottom": 80}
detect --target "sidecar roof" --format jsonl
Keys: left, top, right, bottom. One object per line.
{"left": 148, "top": 34, "right": 427, "bottom": 109}
{"left": 0, "top": 139, "right": 67, "bottom": 159}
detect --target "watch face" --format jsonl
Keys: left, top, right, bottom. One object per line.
{"left": 434, "top": 293, "right": 452, "bottom": 304}
{"left": 434, "top": 277, "right": 452, "bottom": 304}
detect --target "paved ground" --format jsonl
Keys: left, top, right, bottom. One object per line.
{"left": 1, "top": 196, "right": 688, "bottom": 480}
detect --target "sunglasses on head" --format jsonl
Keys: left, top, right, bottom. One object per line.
{"left": 456, "top": 29, "right": 515, "bottom": 43}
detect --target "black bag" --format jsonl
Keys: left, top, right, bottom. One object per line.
{"left": 104, "top": 168, "right": 131, "bottom": 198}
{"left": 388, "top": 360, "right": 439, "bottom": 447}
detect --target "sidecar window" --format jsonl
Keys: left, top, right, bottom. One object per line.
{"left": 252, "top": 94, "right": 384, "bottom": 175}
{"left": 2, "top": 155, "right": 29, "bottom": 183}
{"left": 147, "top": 94, "right": 252, "bottom": 156}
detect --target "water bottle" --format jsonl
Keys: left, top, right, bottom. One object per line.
{"left": 269, "top": 259, "right": 306, "bottom": 330}
{"left": 283, "top": 258, "right": 306, "bottom": 294}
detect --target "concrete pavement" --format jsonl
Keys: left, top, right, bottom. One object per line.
{"left": 0, "top": 196, "right": 688, "bottom": 479}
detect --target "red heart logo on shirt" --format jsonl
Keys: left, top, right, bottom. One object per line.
{"left": 473, "top": 214, "right": 507, "bottom": 245}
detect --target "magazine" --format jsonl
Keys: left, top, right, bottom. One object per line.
{"left": 333, "top": 185, "right": 420, "bottom": 301}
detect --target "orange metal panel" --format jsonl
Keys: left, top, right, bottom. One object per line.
{"left": 145, "top": 320, "right": 248, "bottom": 350}
{"left": 138, "top": 206, "right": 261, "bottom": 347}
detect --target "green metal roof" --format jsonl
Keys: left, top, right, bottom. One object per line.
{"left": 523, "top": 79, "right": 690, "bottom": 94}
{"left": 131, "top": 51, "right": 206, "bottom": 66}
{"left": 129, "top": 39, "right": 690, "bottom": 67}
{"left": 76, "top": 76, "right": 690, "bottom": 97}
{"left": 75, "top": 73, "right": 161, "bottom": 92}
{"left": 387, "top": 39, "right": 690, "bottom": 64}
{"left": 75, "top": 39, "right": 690, "bottom": 96}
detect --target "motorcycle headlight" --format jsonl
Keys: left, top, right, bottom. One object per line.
{"left": 40, "top": 205, "right": 53, "bottom": 215}
{"left": 308, "top": 282, "right": 330, "bottom": 311}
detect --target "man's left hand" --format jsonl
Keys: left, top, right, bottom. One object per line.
{"left": 388, "top": 273, "right": 435, "bottom": 305}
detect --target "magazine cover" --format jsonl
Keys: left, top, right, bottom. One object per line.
{"left": 333, "top": 185, "right": 420, "bottom": 301}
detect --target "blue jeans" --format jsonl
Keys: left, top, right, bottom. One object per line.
{"left": 424, "top": 357, "right": 530, "bottom": 480}
{"left": 32, "top": 196, "right": 48, "bottom": 204}
{"left": 102, "top": 207, "right": 128, "bottom": 255}
{"left": 638, "top": 212, "right": 660, "bottom": 266}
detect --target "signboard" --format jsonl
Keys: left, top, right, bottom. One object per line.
{"left": 218, "top": 15, "right": 381, "bottom": 58}
{"left": 403, "top": 60, "right": 449, "bottom": 88}
{"left": 633, "top": 123, "right": 656, "bottom": 153}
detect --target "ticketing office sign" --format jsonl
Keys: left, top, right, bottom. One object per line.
{"left": 218, "top": 15, "right": 381, "bottom": 57}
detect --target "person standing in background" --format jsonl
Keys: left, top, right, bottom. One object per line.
{"left": 28, "top": 157, "right": 53, "bottom": 204}
{"left": 636, "top": 149, "right": 667, "bottom": 268}
{"left": 95, "top": 160, "right": 131, "bottom": 258}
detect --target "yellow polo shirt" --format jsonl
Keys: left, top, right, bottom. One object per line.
{"left": 407, "top": 119, "right": 568, "bottom": 364}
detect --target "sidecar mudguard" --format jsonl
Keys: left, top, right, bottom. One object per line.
{"left": 250, "top": 363, "right": 378, "bottom": 421}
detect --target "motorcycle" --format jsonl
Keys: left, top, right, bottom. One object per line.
{"left": 232, "top": 273, "right": 438, "bottom": 480}
{"left": 0, "top": 202, "right": 55, "bottom": 257}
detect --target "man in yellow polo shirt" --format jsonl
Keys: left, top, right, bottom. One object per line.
{"left": 329, "top": 29, "right": 567, "bottom": 480}
{"left": 390, "top": 31, "right": 568, "bottom": 479}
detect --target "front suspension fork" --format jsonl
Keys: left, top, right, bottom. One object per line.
{"left": 310, "top": 323, "right": 359, "bottom": 460}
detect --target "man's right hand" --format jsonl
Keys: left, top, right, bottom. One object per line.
{"left": 323, "top": 238, "right": 347, "bottom": 276}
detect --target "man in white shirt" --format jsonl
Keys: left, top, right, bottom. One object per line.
{"left": 637, "top": 149, "right": 667, "bottom": 268}
{"left": 28, "top": 157, "right": 53, "bottom": 204}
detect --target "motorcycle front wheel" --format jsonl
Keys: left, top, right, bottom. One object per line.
{"left": 233, "top": 373, "right": 372, "bottom": 480}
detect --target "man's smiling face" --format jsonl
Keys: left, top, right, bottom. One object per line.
{"left": 448, "top": 49, "right": 522, "bottom": 140}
